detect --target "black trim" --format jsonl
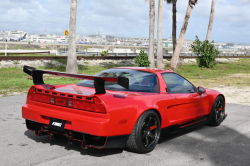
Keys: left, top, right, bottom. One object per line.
{"left": 118, "top": 77, "right": 129, "bottom": 89}
{"left": 162, "top": 115, "right": 210, "bottom": 134}
{"left": 26, "top": 119, "right": 42, "bottom": 132}
{"left": 23, "top": 65, "right": 35, "bottom": 76}
{"left": 32, "top": 70, "right": 45, "bottom": 85}
{"left": 178, "top": 115, "right": 209, "bottom": 128}
{"left": 223, "top": 114, "right": 228, "bottom": 120}
{"left": 94, "top": 77, "right": 106, "bottom": 94}
{"left": 167, "top": 101, "right": 200, "bottom": 109}
{"left": 23, "top": 65, "right": 129, "bottom": 94}
{"left": 104, "top": 135, "right": 130, "bottom": 149}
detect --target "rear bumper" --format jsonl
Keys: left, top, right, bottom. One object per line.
{"left": 26, "top": 119, "right": 129, "bottom": 149}
{"left": 22, "top": 99, "right": 131, "bottom": 137}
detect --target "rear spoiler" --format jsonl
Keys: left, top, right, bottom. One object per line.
{"left": 23, "top": 65, "right": 129, "bottom": 94}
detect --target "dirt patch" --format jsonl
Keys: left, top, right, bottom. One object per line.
{"left": 211, "top": 86, "right": 250, "bottom": 106}
{"left": 228, "top": 74, "right": 250, "bottom": 78}
{"left": 182, "top": 58, "right": 240, "bottom": 64}
{"left": 191, "top": 75, "right": 250, "bottom": 88}
{"left": 0, "top": 90, "right": 26, "bottom": 97}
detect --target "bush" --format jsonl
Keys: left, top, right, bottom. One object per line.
{"left": 101, "top": 50, "right": 109, "bottom": 56}
{"left": 134, "top": 50, "right": 150, "bottom": 67}
{"left": 191, "top": 36, "right": 219, "bottom": 68}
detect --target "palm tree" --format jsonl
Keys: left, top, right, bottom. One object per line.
{"left": 170, "top": 0, "right": 197, "bottom": 70}
{"left": 165, "top": 0, "right": 177, "bottom": 54}
{"left": 156, "top": 0, "right": 165, "bottom": 69}
{"left": 66, "top": 0, "right": 78, "bottom": 74}
{"left": 206, "top": 0, "right": 216, "bottom": 41}
{"left": 148, "top": 0, "right": 156, "bottom": 68}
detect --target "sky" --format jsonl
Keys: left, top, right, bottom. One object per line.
{"left": 0, "top": 0, "right": 249, "bottom": 43}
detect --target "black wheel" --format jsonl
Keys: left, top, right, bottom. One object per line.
{"left": 126, "top": 110, "right": 161, "bottom": 153}
{"left": 208, "top": 96, "right": 225, "bottom": 126}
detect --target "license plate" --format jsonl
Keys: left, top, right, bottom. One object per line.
{"left": 49, "top": 118, "right": 65, "bottom": 132}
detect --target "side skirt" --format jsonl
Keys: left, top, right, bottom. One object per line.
{"left": 162, "top": 115, "right": 210, "bottom": 134}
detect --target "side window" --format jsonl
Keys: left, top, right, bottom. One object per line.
{"left": 161, "top": 73, "right": 197, "bottom": 93}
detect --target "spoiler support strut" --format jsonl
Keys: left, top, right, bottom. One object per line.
{"left": 23, "top": 65, "right": 129, "bottom": 94}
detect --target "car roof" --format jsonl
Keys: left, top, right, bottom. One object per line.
{"left": 113, "top": 67, "right": 174, "bottom": 74}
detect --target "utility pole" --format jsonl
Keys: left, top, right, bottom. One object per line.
{"left": 5, "top": 39, "right": 7, "bottom": 57}
{"left": 64, "top": 36, "right": 67, "bottom": 55}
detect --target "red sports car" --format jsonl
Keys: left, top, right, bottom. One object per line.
{"left": 22, "top": 66, "right": 227, "bottom": 153}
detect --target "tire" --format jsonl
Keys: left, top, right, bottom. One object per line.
{"left": 126, "top": 110, "right": 161, "bottom": 153}
{"left": 208, "top": 96, "right": 225, "bottom": 126}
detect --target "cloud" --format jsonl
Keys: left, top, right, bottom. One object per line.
{"left": 174, "top": 0, "right": 250, "bottom": 43}
{"left": 0, "top": 0, "right": 249, "bottom": 43}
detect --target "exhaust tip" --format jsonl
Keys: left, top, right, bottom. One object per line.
{"left": 41, "top": 125, "right": 49, "bottom": 132}
{"left": 65, "top": 131, "right": 74, "bottom": 139}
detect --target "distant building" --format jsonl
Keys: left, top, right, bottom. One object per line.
{"left": 226, "top": 43, "right": 234, "bottom": 48}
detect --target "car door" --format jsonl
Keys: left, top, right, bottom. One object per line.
{"left": 161, "top": 73, "right": 209, "bottom": 124}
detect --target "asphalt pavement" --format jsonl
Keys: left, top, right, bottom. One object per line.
{"left": 0, "top": 95, "right": 250, "bottom": 166}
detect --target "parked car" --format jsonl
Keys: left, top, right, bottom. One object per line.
{"left": 22, "top": 66, "right": 227, "bottom": 153}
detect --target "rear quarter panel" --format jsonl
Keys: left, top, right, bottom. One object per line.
{"left": 98, "top": 92, "right": 173, "bottom": 135}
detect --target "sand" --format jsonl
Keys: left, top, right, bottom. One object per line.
{"left": 211, "top": 86, "right": 250, "bottom": 106}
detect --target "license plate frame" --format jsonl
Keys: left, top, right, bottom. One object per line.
{"left": 49, "top": 118, "right": 66, "bottom": 132}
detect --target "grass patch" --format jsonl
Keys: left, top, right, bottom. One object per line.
{"left": 1, "top": 59, "right": 250, "bottom": 96}
{"left": 176, "top": 60, "right": 250, "bottom": 87}
{"left": 0, "top": 65, "right": 123, "bottom": 96}
{"left": 57, "top": 59, "right": 67, "bottom": 65}
{"left": 239, "top": 58, "right": 250, "bottom": 62}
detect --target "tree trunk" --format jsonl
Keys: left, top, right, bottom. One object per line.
{"left": 66, "top": 0, "right": 78, "bottom": 74}
{"left": 157, "top": 0, "right": 165, "bottom": 69}
{"left": 172, "top": 0, "right": 177, "bottom": 54}
{"left": 170, "top": 3, "right": 192, "bottom": 70}
{"left": 149, "top": 0, "right": 156, "bottom": 68}
{"left": 206, "top": 0, "right": 215, "bottom": 41}
{"left": 173, "top": 0, "right": 182, "bottom": 66}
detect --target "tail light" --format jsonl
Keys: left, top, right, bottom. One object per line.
{"left": 67, "top": 100, "right": 73, "bottom": 107}
{"left": 27, "top": 86, "right": 35, "bottom": 100}
{"left": 72, "top": 97, "right": 106, "bottom": 113}
{"left": 93, "top": 97, "right": 106, "bottom": 113}
{"left": 27, "top": 87, "right": 106, "bottom": 114}
{"left": 50, "top": 97, "right": 55, "bottom": 104}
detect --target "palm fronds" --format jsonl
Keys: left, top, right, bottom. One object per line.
{"left": 189, "top": 0, "right": 197, "bottom": 8}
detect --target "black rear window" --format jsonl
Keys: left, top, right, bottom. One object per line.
{"left": 77, "top": 69, "right": 159, "bottom": 93}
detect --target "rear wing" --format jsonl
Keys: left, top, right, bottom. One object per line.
{"left": 23, "top": 65, "right": 129, "bottom": 94}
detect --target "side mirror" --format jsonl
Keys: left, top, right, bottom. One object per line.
{"left": 198, "top": 87, "right": 206, "bottom": 95}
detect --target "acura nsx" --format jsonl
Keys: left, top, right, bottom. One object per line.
{"left": 22, "top": 66, "right": 227, "bottom": 153}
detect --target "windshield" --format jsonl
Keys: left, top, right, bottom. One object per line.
{"left": 77, "top": 69, "right": 159, "bottom": 93}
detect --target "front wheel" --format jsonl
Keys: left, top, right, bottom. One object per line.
{"left": 208, "top": 96, "right": 225, "bottom": 126}
{"left": 126, "top": 110, "right": 161, "bottom": 153}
